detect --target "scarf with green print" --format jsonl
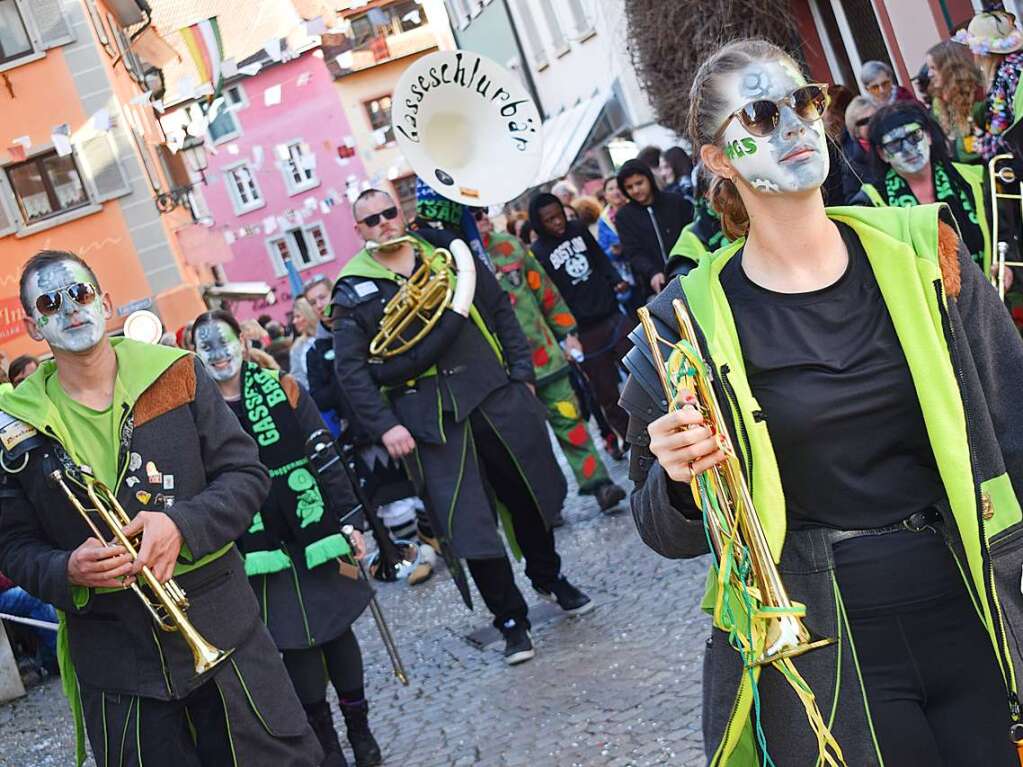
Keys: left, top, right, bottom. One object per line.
{"left": 884, "top": 163, "right": 985, "bottom": 267}
{"left": 235, "top": 362, "right": 349, "bottom": 575}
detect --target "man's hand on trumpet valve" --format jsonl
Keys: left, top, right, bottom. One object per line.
{"left": 68, "top": 537, "right": 136, "bottom": 589}
{"left": 123, "top": 511, "right": 183, "bottom": 583}
{"left": 647, "top": 403, "right": 727, "bottom": 484}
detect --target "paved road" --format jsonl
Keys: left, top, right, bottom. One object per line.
{"left": 0, "top": 450, "right": 712, "bottom": 766}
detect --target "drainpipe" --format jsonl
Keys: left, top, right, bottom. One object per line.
{"left": 500, "top": 0, "right": 545, "bottom": 121}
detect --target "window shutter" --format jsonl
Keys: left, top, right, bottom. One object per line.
{"left": 26, "top": 0, "right": 75, "bottom": 49}
{"left": 0, "top": 176, "right": 16, "bottom": 237}
{"left": 75, "top": 132, "right": 131, "bottom": 202}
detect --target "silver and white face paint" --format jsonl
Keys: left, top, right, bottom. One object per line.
{"left": 717, "top": 60, "right": 830, "bottom": 195}
{"left": 26, "top": 260, "right": 107, "bottom": 353}
{"left": 880, "top": 122, "right": 930, "bottom": 176}
{"left": 195, "top": 320, "right": 243, "bottom": 382}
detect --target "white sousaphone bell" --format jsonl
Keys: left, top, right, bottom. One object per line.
{"left": 390, "top": 50, "right": 544, "bottom": 207}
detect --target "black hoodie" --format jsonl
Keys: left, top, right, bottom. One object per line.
{"left": 614, "top": 159, "right": 693, "bottom": 298}
{"left": 528, "top": 193, "right": 623, "bottom": 330}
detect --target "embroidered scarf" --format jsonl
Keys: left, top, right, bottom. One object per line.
{"left": 235, "top": 362, "right": 349, "bottom": 575}
{"left": 692, "top": 197, "right": 729, "bottom": 252}
{"left": 883, "top": 164, "right": 985, "bottom": 267}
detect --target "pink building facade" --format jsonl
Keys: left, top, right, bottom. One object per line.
{"left": 183, "top": 50, "right": 369, "bottom": 323}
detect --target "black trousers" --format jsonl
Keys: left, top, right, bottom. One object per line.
{"left": 836, "top": 530, "right": 1018, "bottom": 766}
{"left": 466, "top": 407, "right": 561, "bottom": 630}
{"left": 283, "top": 629, "right": 365, "bottom": 705}
{"left": 578, "top": 313, "right": 631, "bottom": 441}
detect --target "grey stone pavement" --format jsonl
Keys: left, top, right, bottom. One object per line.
{"left": 0, "top": 447, "right": 712, "bottom": 767}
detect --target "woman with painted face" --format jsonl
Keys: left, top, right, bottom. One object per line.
{"left": 857, "top": 101, "right": 993, "bottom": 277}
{"left": 192, "top": 311, "right": 381, "bottom": 767}
{"left": 623, "top": 39, "right": 1023, "bottom": 766}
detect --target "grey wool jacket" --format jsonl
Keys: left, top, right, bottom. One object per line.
{"left": 622, "top": 208, "right": 1023, "bottom": 765}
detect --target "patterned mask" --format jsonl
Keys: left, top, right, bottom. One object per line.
{"left": 195, "top": 320, "right": 243, "bottom": 382}
{"left": 26, "top": 260, "right": 107, "bottom": 353}
{"left": 716, "top": 60, "right": 830, "bottom": 194}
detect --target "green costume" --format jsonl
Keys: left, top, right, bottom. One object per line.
{"left": 486, "top": 232, "right": 610, "bottom": 494}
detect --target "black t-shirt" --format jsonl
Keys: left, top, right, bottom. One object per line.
{"left": 530, "top": 221, "right": 622, "bottom": 330}
{"left": 720, "top": 221, "right": 945, "bottom": 531}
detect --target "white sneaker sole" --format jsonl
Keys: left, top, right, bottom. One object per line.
{"left": 505, "top": 648, "right": 536, "bottom": 665}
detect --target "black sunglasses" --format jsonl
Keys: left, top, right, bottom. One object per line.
{"left": 713, "top": 84, "right": 830, "bottom": 142}
{"left": 472, "top": 209, "right": 486, "bottom": 221}
{"left": 357, "top": 206, "right": 399, "bottom": 227}
{"left": 34, "top": 282, "right": 98, "bottom": 317}
{"left": 854, "top": 116, "right": 872, "bottom": 128}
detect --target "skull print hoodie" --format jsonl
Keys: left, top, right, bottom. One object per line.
{"left": 528, "top": 192, "right": 624, "bottom": 330}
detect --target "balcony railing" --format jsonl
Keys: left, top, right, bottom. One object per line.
{"left": 323, "top": 24, "right": 438, "bottom": 76}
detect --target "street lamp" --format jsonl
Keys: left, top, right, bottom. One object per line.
{"left": 180, "top": 135, "right": 208, "bottom": 184}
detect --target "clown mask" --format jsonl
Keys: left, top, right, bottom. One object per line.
{"left": 195, "top": 320, "right": 243, "bottom": 382}
{"left": 25, "top": 260, "right": 108, "bottom": 353}
{"left": 880, "top": 122, "right": 930, "bottom": 176}
{"left": 717, "top": 60, "right": 830, "bottom": 195}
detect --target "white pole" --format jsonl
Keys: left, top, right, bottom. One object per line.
{"left": 0, "top": 620, "right": 25, "bottom": 703}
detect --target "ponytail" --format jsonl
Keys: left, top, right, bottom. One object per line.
{"left": 709, "top": 175, "right": 750, "bottom": 240}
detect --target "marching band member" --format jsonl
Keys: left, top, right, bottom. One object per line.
{"left": 332, "top": 189, "right": 592, "bottom": 666}
{"left": 623, "top": 40, "right": 1023, "bottom": 765}
{"left": 475, "top": 209, "right": 627, "bottom": 514}
{"left": 192, "top": 310, "right": 381, "bottom": 767}
{"left": 0, "top": 250, "right": 321, "bottom": 766}
{"left": 856, "top": 101, "right": 992, "bottom": 276}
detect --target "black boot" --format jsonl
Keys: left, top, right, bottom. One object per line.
{"left": 339, "top": 699, "right": 383, "bottom": 767}
{"left": 304, "top": 700, "right": 349, "bottom": 767}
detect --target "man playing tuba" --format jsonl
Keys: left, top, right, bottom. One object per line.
{"left": 0, "top": 250, "right": 322, "bottom": 766}
{"left": 332, "top": 188, "right": 593, "bottom": 665}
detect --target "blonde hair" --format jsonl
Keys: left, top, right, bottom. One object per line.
{"left": 844, "top": 95, "right": 876, "bottom": 135}
{"left": 292, "top": 297, "right": 318, "bottom": 336}
{"left": 687, "top": 39, "right": 802, "bottom": 239}
{"left": 929, "top": 40, "right": 983, "bottom": 136}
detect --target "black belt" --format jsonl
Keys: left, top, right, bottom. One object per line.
{"left": 829, "top": 507, "right": 943, "bottom": 544}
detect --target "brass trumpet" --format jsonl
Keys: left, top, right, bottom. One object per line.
{"left": 638, "top": 301, "right": 833, "bottom": 665}
{"left": 367, "top": 235, "right": 476, "bottom": 359}
{"left": 50, "top": 466, "right": 232, "bottom": 676}
{"left": 988, "top": 153, "right": 1023, "bottom": 299}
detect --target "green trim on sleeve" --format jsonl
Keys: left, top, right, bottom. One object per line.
{"left": 304, "top": 532, "right": 351, "bottom": 570}
{"left": 243, "top": 549, "right": 292, "bottom": 576}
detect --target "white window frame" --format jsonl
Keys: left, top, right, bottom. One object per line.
{"left": 565, "top": 0, "right": 594, "bottom": 40}
{"left": 538, "top": 0, "right": 569, "bottom": 57}
{"left": 207, "top": 101, "right": 242, "bottom": 145}
{"left": 364, "top": 94, "right": 395, "bottom": 148}
{"left": 513, "top": 0, "right": 548, "bottom": 70}
{"left": 0, "top": 0, "right": 74, "bottom": 74}
{"left": 279, "top": 138, "right": 319, "bottom": 196}
{"left": 223, "top": 84, "right": 249, "bottom": 110}
{"left": 223, "top": 161, "right": 265, "bottom": 215}
{"left": 265, "top": 221, "right": 335, "bottom": 276}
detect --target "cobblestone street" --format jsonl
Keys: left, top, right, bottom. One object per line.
{"left": 0, "top": 454, "right": 711, "bottom": 767}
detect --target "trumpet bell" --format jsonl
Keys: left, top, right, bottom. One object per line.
{"left": 391, "top": 51, "right": 543, "bottom": 206}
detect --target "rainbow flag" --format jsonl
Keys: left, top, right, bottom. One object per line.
{"left": 179, "top": 17, "right": 224, "bottom": 98}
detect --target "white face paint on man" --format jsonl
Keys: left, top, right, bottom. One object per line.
{"left": 195, "top": 320, "right": 243, "bottom": 382}
{"left": 25, "top": 260, "right": 108, "bottom": 353}
{"left": 716, "top": 60, "right": 830, "bottom": 194}
{"left": 880, "top": 122, "right": 931, "bottom": 176}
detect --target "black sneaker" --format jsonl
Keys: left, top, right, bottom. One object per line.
{"left": 534, "top": 575, "right": 594, "bottom": 615}
{"left": 595, "top": 481, "right": 626, "bottom": 514}
{"left": 501, "top": 619, "right": 535, "bottom": 665}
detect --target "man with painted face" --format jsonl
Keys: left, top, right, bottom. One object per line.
{"left": 0, "top": 251, "right": 322, "bottom": 765}
{"left": 614, "top": 158, "right": 694, "bottom": 298}
{"left": 192, "top": 309, "right": 381, "bottom": 767}
{"left": 528, "top": 192, "right": 633, "bottom": 457}
{"left": 332, "top": 189, "right": 593, "bottom": 665}
{"left": 623, "top": 40, "right": 1023, "bottom": 766}
{"left": 856, "top": 101, "right": 994, "bottom": 278}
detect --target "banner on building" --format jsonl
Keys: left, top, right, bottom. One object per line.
{"left": 0, "top": 296, "right": 26, "bottom": 341}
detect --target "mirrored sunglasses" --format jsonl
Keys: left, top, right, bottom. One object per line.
{"left": 34, "top": 282, "right": 98, "bottom": 317}
{"left": 713, "top": 84, "right": 830, "bottom": 143}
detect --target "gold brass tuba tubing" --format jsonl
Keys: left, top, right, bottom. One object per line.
{"left": 50, "top": 467, "right": 232, "bottom": 676}
{"left": 988, "top": 153, "right": 1023, "bottom": 300}
{"left": 366, "top": 235, "right": 477, "bottom": 359}
{"left": 638, "top": 301, "right": 834, "bottom": 665}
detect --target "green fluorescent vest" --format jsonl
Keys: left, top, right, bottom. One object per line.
{"left": 679, "top": 204, "right": 1021, "bottom": 764}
